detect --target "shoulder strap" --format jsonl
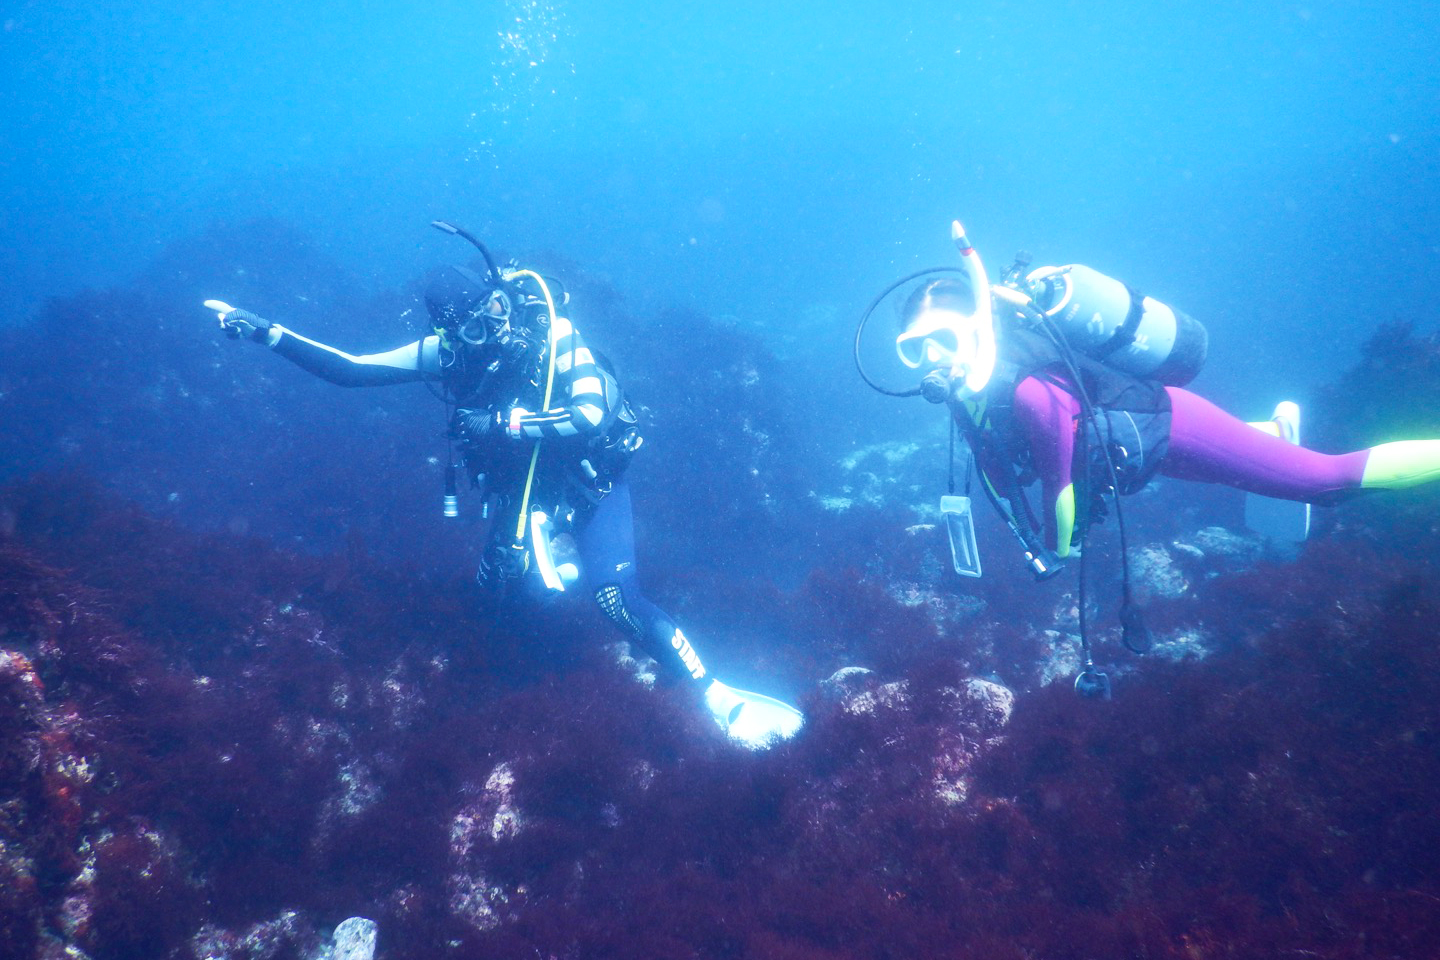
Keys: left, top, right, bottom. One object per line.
{"left": 1093, "top": 284, "right": 1146, "bottom": 359}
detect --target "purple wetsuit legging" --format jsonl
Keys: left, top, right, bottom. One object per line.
{"left": 1011, "top": 377, "right": 1370, "bottom": 551}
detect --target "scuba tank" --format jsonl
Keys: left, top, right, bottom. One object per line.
{"left": 1021, "top": 264, "right": 1208, "bottom": 387}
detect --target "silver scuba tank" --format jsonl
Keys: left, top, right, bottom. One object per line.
{"left": 1024, "top": 264, "right": 1208, "bottom": 386}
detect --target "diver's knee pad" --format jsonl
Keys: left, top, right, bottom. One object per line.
{"left": 594, "top": 583, "right": 646, "bottom": 639}
{"left": 593, "top": 583, "right": 701, "bottom": 683}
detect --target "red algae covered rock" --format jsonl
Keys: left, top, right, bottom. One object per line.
{"left": 5, "top": 467, "right": 1440, "bottom": 959}
{"left": 2, "top": 230, "right": 1440, "bottom": 957}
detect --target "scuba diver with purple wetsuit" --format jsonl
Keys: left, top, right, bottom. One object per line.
{"left": 858, "top": 221, "right": 1440, "bottom": 697}
{"left": 204, "top": 221, "right": 803, "bottom": 747}
{"left": 978, "top": 347, "right": 1431, "bottom": 560}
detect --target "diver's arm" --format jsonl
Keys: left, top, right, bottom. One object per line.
{"left": 268, "top": 327, "right": 442, "bottom": 386}
{"left": 212, "top": 301, "right": 442, "bottom": 386}
{"left": 1012, "top": 376, "right": 1079, "bottom": 557}
{"left": 506, "top": 316, "right": 615, "bottom": 439}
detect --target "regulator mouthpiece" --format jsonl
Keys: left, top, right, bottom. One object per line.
{"left": 1074, "top": 668, "right": 1112, "bottom": 700}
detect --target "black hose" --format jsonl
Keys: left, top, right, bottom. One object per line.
{"left": 431, "top": 220, "right": 503, "bottom": 286}
{"left": 1024, "top": 304, "right": 1151, "bottom": 656}
{"left": 853, "top": 266, "right": 966, "bottom": 398}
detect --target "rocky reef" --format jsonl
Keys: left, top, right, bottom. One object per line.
{"left": 2, "top": 223, "right": 1439, "bottom": 958}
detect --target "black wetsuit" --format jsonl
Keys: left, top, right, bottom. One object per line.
{"left": 256, "top": 312, "right": 707, "bottom": 686}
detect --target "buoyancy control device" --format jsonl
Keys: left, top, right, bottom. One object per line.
{"left": 854, "top": 222, "right": 1173, "bottom": 691}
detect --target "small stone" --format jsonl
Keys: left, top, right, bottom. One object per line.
{"left": 818, "top": 666, "right": 875, "bottom": 702}
{"left": 331, "top": 917, "right": 377, "bottom": 960}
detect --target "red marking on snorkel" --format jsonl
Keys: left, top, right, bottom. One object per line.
{"left": 958, "top": 245, "right": 975, "bottom": 256}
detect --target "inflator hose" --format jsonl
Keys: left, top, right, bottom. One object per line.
{"left": 510, "top": 270, "right": 561, "bottom": 546}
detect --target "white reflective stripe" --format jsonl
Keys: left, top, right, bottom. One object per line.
{"left": 553, "top": 420, "right": 579, "bottom": 437}
{"left": 551, "top": 315, "right": 573, "bottom": 339}
{"left": 571, "top": 375, "right": 603, "bottom": 397}
{"left": 416, "top": 335, "right": 443, "bottom": 376}
{"left": 283, "top": 328, "right": 425, "bottom": 371}
{"left": 576, "top": 403, "right": 604, "bottom": 427}
{"left": 555, "top": 346, "right": 592, "bottom": 374}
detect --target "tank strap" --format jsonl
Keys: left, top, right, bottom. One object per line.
{"left": 1093, "top": 284, "right": 1146, "bottom": 359}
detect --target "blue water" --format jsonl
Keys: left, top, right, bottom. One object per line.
{"left": 3, "top": 0, "right": 1437, "bottom": 413}
{"left": 6, "top": 7, "right": 1440, "bottom": 953}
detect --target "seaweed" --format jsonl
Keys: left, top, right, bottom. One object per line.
{"left": 2, "top": 225, "right": 1440, "bottom": 958}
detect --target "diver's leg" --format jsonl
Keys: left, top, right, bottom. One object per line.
{"left": 578, "top": 480, "right": 803, "bottom": 745}
{"left": 1162, "top": 387, "right": 1368, "bottom": 501}
{"left": 579, "top": 480, "right": 709, "bottom": 684}
{"left": 1358, "top": 441, "right": 1440, "bottom": 490}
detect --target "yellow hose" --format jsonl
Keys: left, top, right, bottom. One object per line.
{"left": 510, "top": 270, "right": 560, "bottom": 544}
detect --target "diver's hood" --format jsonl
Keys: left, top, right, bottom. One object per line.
{"left": 425, "top": 264, "right": 492, "bottom": 325}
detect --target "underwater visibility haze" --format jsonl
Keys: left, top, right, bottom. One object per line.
{"left": 3, "top": 0, "right": 1440, "bottom": 957}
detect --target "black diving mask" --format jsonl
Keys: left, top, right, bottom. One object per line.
{"left": 453, "top": 288, "right": 514, "bottom": 346}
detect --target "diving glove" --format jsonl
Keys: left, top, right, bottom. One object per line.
{"left": 703, "top": 679, "right": 804, "bottom": 749}
{"left": 453, "top": 408, "right": 504, "bottom": 443}
{"left": 205, "top": 300, "right": 272, "bottom": 343}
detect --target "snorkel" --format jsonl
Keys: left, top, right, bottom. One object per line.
{"left": 940, "top": 221, "right": 998, "bottom": 397}
{"left": 431, "top": 220, "right": 503, "bottom": 286}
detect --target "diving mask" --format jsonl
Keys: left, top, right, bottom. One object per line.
{"left": 895, "top": 306, "right": 997, "bottom": 396}
{"left": 896, "top": 308, "right": 967, "bottom": 369}
{"left": 454, "top": 288, "right": 513, "bottom": 346}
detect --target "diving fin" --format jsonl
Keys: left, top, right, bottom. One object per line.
{"left": 704, "top": 679, "right": 804, "bottom": 749}
{"left": 940, "top": 495, "right": 982, "bottom": 578}
{"left": 1244, "top": 401, "right": 1311, "bottom": 543}
{"left": 528, "top": 509, "right": 581, "bottom": 593}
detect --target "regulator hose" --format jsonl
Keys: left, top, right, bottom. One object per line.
{"left": 853, "top": 267, "right": 966, "bottom": 398}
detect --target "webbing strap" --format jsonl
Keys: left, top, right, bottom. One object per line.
{"left": 1094, "top": 284, "right": 1146, "bottom": 359}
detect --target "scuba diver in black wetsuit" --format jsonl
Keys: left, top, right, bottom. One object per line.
{"left": 205, "top": 221, "right": 802, "bottom": 747}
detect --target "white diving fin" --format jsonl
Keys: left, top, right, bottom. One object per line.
{"left": 704, "top": 679, "right": 803, "bottom": 749}
{"left": 1244, "top": 401, "right": 1311, "bottom": 543}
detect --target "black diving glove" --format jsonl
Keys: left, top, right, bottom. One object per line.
{"left": 452, "top": 408, "right": 504, "bottom": 444}
{"left": 219, "top": 308, "right": 274, "bottom": 343}
{"left": 477, "top": 542, "right": 527, "bottom": 586}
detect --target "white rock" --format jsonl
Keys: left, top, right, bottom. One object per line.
{"left": 331, "top": 917, "right": 377, "bottom": 960}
